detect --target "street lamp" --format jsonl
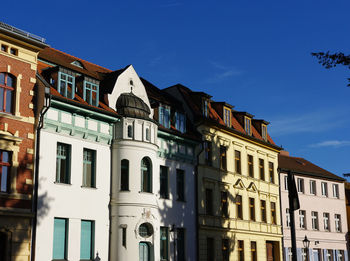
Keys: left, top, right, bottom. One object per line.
{"left": 170, "top": 224, "right": 177, "bottom": 261}
{"left": 302, "top": 235, "right": 310, "bottom": 261}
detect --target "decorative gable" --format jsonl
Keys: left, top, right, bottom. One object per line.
{"left": 233, "top": 179, "right": 245, "bottom": 190}
{"left": 247, "top": 182, "right": 258, "bottom": 193}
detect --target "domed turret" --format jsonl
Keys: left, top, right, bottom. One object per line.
{"left": 116, "top": 92, "right": 151, "bottom": 119}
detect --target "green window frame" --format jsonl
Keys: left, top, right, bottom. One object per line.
{"left": 83, "top": 148, "right": 96, "bottom": 188}
{"left": 53, "top": 218, "right": 68, "bottom": 260}
{"left": 84, "top": 81, "right": 99, "bottom": 106}
{"left": 56, "top": 143, "right": 71, "bottom": 184}
{"left": 160, "top": 166, "right": 169, "bottom": 199}
{"left": 160, "top": 227, "right": 169, "bottom": 261}
{"left": 176, "top": 169, "right": 185, "bottom": 201}
{"left": 141, "top": 157, "right": 152, "bottom": 193}
{"left": 121, "top": 159, "right": 129, "bottom": 191}
{"left": 58, "top": 72, "right": 75, "bottom": 99}
{"left": 80, "top": 220, "right": 95, "bottom": 260}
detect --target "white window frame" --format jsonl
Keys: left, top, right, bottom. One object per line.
{"left": 311, "top": 211, "right": 318, "bottom": 230}
{"left": 333, "top": 184, "right": 339, "bottom": 198}
{"left": 299, "top": 210, "right": 306, "bottom": 229}
{"left": 335, "top": 214, "right": 341, "bottom": 232}
{"left": 323, "top": 213, "right": 330, "bottom": 231}
{"left": 310, "top": 180, "right": 316, "bottom": 195}
{"left": 286, "top": 208, "right": 290, "bottom": 227}
{"left": 284, "top": 175, "right": 288, "bottom": 190}
{"left": 297, "top": 178, "right": 304, "bottom": 193}
{"left": 321, "top": 182, "right": 328, "bottom": 197}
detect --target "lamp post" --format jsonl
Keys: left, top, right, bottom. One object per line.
{"left": 302, "top": 235, "right": 310, "bottom": 261}
{"left": 170, "top": 224, "right": 177, "bottom": 261}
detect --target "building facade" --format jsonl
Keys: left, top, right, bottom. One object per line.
{"left": 279, "top": 151, "right": 348, "bottom": 261}
{"left": 0, "top": 22, "right": 47, "bottom": 261}
{"left": 165, "top": 85, "right": 283, "bottom": 261}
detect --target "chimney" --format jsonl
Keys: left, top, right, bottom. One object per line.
{"left": 280, "top": 150, "right": 290, "bottom": 156}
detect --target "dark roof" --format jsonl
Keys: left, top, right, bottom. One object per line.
{"left": 116, "top": 92, "right": 151, "bottom": 119}
{"left": 278, "top": 154, "right": 345, "bottom": 181}
{"left": 101, "top": 66, "right": 130, "bottom": 93}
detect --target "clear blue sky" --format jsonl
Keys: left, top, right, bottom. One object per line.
{"left": 4, "top": 0, "right": 350, "bottom": 178}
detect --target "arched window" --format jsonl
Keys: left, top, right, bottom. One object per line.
{"left": 0, "top": 73, "right": 15, "bottom": 114}
{"left": 120, "top": 159, "right": 129, "bottom": 191}
{"left": 127, "top": 125, "right": 133, "bottom": 138}
{"left": 141, "top": 157, "right": 152, "bottom": 193}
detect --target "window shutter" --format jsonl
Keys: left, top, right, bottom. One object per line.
{"left": 53, "top": 218, "right": 67, "bottom": 259}
{"left": 80, "top": 220, "right": 93, "bottom": 259}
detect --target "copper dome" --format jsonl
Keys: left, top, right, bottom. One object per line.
{"left": 116, "top": 92, "right": 151, "bottom": 119}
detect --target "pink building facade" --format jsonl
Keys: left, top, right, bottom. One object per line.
{"left": 279, "top": 152, "right": 348, "bottom": 261}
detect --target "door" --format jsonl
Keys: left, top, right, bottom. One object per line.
{"left": 139, "top": 242, "right": 150, "bottom": 261}
{"left": 266, "top": 242, "right": 274, "bottom": 261}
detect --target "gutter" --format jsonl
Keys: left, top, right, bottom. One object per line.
{"left": 30, "top": 80, "right": 51, "bottom": 261}
{"left": 278, "top": 168, "right": 345, "bottom": 182}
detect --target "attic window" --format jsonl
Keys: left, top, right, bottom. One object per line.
{"left": 159, "top": 104, "right": 170, "bottom": 128}
{"left": 58, "top": 71, "right": 75, "bottom": 99}
{"left": 261, "top": 124, "right": 267, "bottom": 141}
{"left": 71, "top": 60, "right": 84, "bottom": 68}
{"left": 223, "top": 108, "right": 231, "bottom": 127}
{"left": 244, "top": 117, "right": 252, "bottom": 136}
{"left": 202, "top": 99, "right": 208, "bottom": 117}
{"left": 84, "top": 80, "right": 99, "bottom": 106}
{"left": 175, "top": 112, "right": 186, "bottom": 133}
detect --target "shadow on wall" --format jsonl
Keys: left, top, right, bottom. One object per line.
{"left": 0, "top": 148, "right": 52, "bottom": 260}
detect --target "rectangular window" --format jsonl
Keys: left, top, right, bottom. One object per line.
{"left": 56, "top": 143, "right": 71, "bottom": 184}
{"left": 333, "top": 184, "right": 339, "bottom": 198}
{"left": 176, "top": 169, "right": 185, "bottom": 201}
{"left": 80, "top": 220, "right": 94, "bottom": 260}
{"left": 82, "top": 148, "right": 96, "bottom": 188}
{"left": 160, "top": 166, "right": 169, "bottom": 199}
{"left": 248, "top": 155, "right": 254, "bottom": 178}
{"left": 160, "top": 227, "right": 169, "bottom": 261}
{"left": 235, "top": 150, "right": 241, "bottom": 174}
{"left": 175, "top": 112, "right": 186, "bottom": 133}
{"left": 222, "top": 238, "right": 229, "bottom": 261}
{"left": 321, "top": 182, "right": 328, "bottom": 196}
{"left": 297, "top": 178, "right": 304, "bottom": 193}
{"left": 301, "top": 248, "right": 307, "bottom": 261}
{"left": 84, "top": 81, "right": 99, "bottom": 106}
{"left": 326, "top": 250, "right": 332, "bottom": 261}
{"left": 0, "top": 150, "right": 11, "bottom": 193}
{"left": 269, "top": 162, "right": 274, "bottom": 183}
{"left": 284, "top": 175, "right": 288, "bottom": 190}
{"left": 205, "top": 188, "right": 213, "bottom": 215}
{"left": 251, "top": 241, "right": 257, "bottom": 261}
{"left": 299, "top": 210, "right": 306, "bottom": 229}
{"left": 323, "top": 213, "right": 330, "bottom": 231}
{"left": 337, "top": 250, "right": 344, "bottom": 261}
{"left": 122, "top": 227, "right": 127, "bottom": 248}
{"left": 159, "top": 105, "right": 171, "bottom": 128}
{"left": 220, "top": 146, "right": 227, "bottom": 170}
{"left": 259, "top": 159, "right": 265, "bottom": 180}
{"left": 238, "top": 240, "right": 244, "bottom": 261}
{"left": 310, "top": 180, "right": 316, "bottom": 195}
{"left": 335, "top": 214, "right": 341, "bottom": 232}
{"left": 245, "top": 117, "right": 251, "bottom": 135}
{"left": 177, "top": 228, "right": 185, "bottom": 261}
{"left": 10, "top": 48, "right": 17, "bottom": 55}
{"left": 1, "top": 44, "right": 8, "bottom": 52}
{"left": 261, "top": 200, "right": 266, "bottom": 222}
{"left": 286, "top": 208, "right": 290, "bottom": 227}
{"left": 224, "top": 108, "right": 231, "bottom": 127}
{"left": 207, "top": 237, "right": 214, "bottom": 261}
{"left": 204, "top": 141, "right": 212, "bottom": 166}
{"left": 271, "top": 202, "right": 276, "bottom": 225}
{"left": 287, "top": 248, "right": 293, "bottom": 261}
{"left": 53, "top": 218, "right": 68, "bottom": 260}
{"left": 311, "top": 211, "right": 319, "bottom": 230}
{"left": 249, "top": 197, "right": 255, "bottom": 221}
{"left": 261, "top": 124, "right": 267, "bottom": 141}
{"left": 58, "top": 72, "right": 74, "bottom": 99}
{"left": 0, "top": 72, "right": 15, "bottom": 114}
{"left": 203, "top": 100, "right": 208, "bottom": 117}
{"left": 221, "top": 191, "right": 229, "bottom": 218}
{"left": 236, "top": 195, "right": 243, "bottom": 219}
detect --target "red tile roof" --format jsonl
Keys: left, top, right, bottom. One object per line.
{"left": 279, "top": 154, "right": 345, "bottom": 181}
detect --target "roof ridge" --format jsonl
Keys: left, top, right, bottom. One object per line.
{"left": 49, "top": 47, "right": 112, "bottom": 72}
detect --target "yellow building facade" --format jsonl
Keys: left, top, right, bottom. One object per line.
{"left": 197, "top": 123, "right": 282, "bottom": 260}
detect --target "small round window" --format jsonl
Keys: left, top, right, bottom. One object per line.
{"left": 138, "top": 223, "right": 153, "bottom": 238}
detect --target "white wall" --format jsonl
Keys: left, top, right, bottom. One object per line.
{"left": 35, "top": 130, "right": 110, "bottom": 261}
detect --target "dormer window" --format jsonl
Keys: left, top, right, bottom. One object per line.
{"left": 223, "top": 108, "right": 231, "bottom": 127}
{"left": 71, "top": 60, "right": 84, "bottom": 68}
{"left": 58, "top": 71, "right": 75, "bottom": 99}
{"left": 202, "top": 99, "right": 208, "bottom": 117}
{"left": 261, "top": 124, "right": 267, "bottom": 141}
{"left": 84, "top": 80, "right": 99, "bottom": 106}
{"left": 175, "top": 112, "right": 186, "bottom": 133}
{"left": 159, "top": 105, "right": 170, "bottom": 128}
{"left": 244, "top": 117, "right": 251, "bottom": 135}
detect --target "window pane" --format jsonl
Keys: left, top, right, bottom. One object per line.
{"left": 121, "top": 159, "right": 129, "bottom": 191}
{"left": 53, "top": 218, "right": 67, "bottom": 259}
{"left": 0, "top": 88, "right": 3, "bottom": 111}
{"left": 80, "top": 220, "right": 94, "bottom": 260}
{"left": 1, "top": 166, "right": 8, "bottom": 192}
{"left": 177, "top": 169, "right": 185, "bottom": 201}
{"left": 7, "top": 75, "right": 14, "bottom": 87}
{"left": 0, "top": 73, "right": 4, "bottom": 84}
{"left": 56, "top": 143, "right": 70, "bottom": 184}
{"left": 5, "top": 90, "right": 12, "bottom": 113}
{"left": 160, "top": 166, "right": 168, "bottom": 198}
{"left": 160, "top": 227, "right": 168, "bottom": 260}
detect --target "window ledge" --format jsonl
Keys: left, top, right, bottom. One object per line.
{"left": 139, "top": 191, "right": 153, "bottom": 194}
{"left": 81, "top": 186, "right": 97, "bottom": 190}
{"left": 0, "top": 112, "right": 22, "bottom": 121}
{"left": 119, "top": 190, "right": 131, "bottom": 192}
{"left": 54, "top": 182, "right": 72, "bottom": 186}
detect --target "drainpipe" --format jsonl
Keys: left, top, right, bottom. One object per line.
{"left": 31, "top": 85, "right": 51, "bottom": 261}
{"left": 195, "top": 136, "right": 205, "bottom": 261}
